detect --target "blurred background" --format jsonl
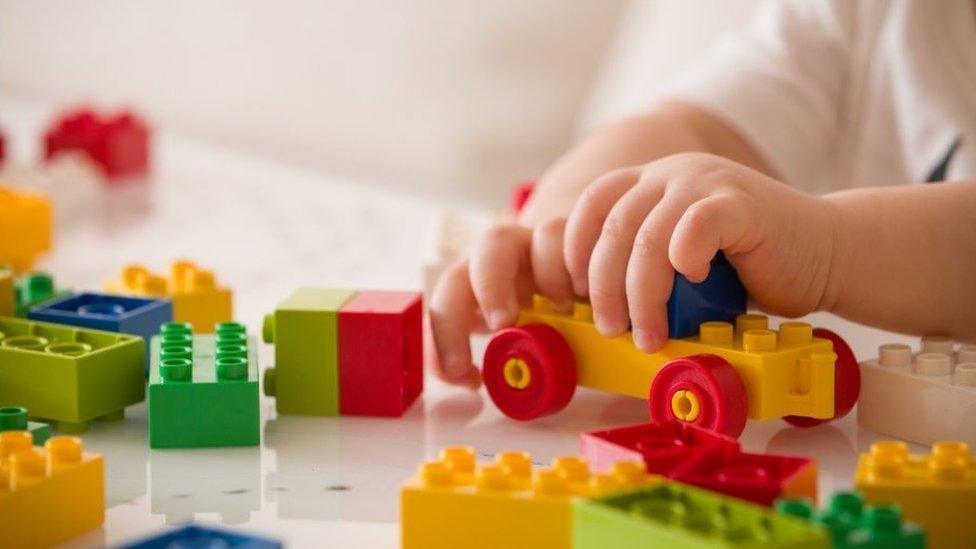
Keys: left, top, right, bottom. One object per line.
{"left": 0, "top": 0, "right": 763, "bottom": 207}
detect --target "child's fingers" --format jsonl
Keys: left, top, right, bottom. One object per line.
{"left": 531, "top": 217, "right": 574, "bottom": 312}
{"left": 428, "top": 261, "right": 483, "bottom": 388}
{"left": 564, "top": 167, "right": 642, "bottom": 296}
{"left": 669, "top": 192, "right": 756, "bottom": 280}
{"left": 587, "top": 180, "right": 665, "bottom": 337}
{"left": 469, "top": 224, "right": 532, "bottom": 330}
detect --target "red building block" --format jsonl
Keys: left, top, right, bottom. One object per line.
{"left": 337, "top": 290, "right": 423, "bottom": 416}
{"left": 43, "top": 108, "right": 150, "bottom": 179}
{"left": 0, "top": 126, "right": 6, "bottom": 168}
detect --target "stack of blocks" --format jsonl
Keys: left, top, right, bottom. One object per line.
{"left": 263, "top": 288, "right": 422, "bottom": 417}
{"left": 855, "top": 441, "right": 975, "bottom": 549}
{"left": 0, "top": 317, "right": 144, "bottom": 433}
{"left": 777, "top": 491, "right": 925, "bottom": 548}
{"left": 0, "top": 186, "right": 52, "bottom": 273}
{"left": 0, "top": 406, "right": 51, "bottom": 445}
{"left": 43, "top": 107, "right": 150, "bottom": 179}
{"left": 148, "top": 321, "right": 259, "bottom": 448}
{"left": 104, "top": 260, "right": 232, "bottom": 333}
{"left": 858, "top": 335, "right": 976, "bottom": 445}
{"left": 580, "top": 420, "right": 817, "bottom": 506}
{"left": 14, "top": 272, "right": 70, "bottom": 317}
{"left": 400, "top": 446, "right": 659, "bottom": 549}
{"left": 0, "top": 431, "right": 105, "bottom": 548}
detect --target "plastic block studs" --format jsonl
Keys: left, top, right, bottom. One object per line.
{"left": 0, "top": 187, "right": 53, "bottom": 273}
{"left": 573, "top": 481, "right": 828, "bottom": 549}
{"left": 666, "top": 253, "right": 747, "bottom": 339}
{"left": 858, "top": 336, "right": 976, "bottom": 445}
{"left": 43, "top": 108, "right": 150, "bottom": 179}
{"left": 0, "top": 433, "right": 106, "bottom": 548}
{"left": 0, "top": 317, "right": 145, "bottom": 433}
{"left": 0, "top": 266, "right": 13, "bottom": 316}
{"left": 338, "top": 291, "right": 423, "bottom": 416}
{"left": 264, "top": 288, "right": 424, "bottom": 417}
{"left": 401, "top": 446, "right": 658, "bottom": 549}
{"left": 14, "top": 271, "right": 71, "bottom": 317}
{"left": 148, "top": 322, "right": 259, "bottom": 448}
{"left": 28, "top": 292, "right": 172, "bottom": 372}
{"left": 581, "top": 421, "right": 817, "bottom": 506}
{"left": 105, "top": 260, "right": 233, "bottom": 333}
{"left": 0, "top": 406, "right": 50, "bottom": 445}
{"left": 776, "top": 491, "right": 925, "bottom": 548}
{"left": 121, "top": 525, "right": 282, "bottom": 549}
{"left": 855, "top": 441, "right": 975, "bottom": 549}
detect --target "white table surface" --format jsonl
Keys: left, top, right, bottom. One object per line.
{"left": 0, "top": 95, "right": 924, "bottom": 548}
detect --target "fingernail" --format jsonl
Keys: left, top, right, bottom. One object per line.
{"left": 488, "top": 310, "right": 510, "bottom": 330}
{"left": 595, "top": 316, "right": 623, "bottom": 338}
{"left": 634, "top": 329, "right": 659, "bottom": 352}
{"left": 442, "top": 352, "right": 465, "bottom": 372}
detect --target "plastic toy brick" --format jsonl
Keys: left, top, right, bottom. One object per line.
{"left": 28, "top": 291, "right": 172, "bottom": 372}
{"left": 0, "top": 266, "right": 12, "bottom": 317}
{"left": 104, "top": 260, "right": 233, "bottom": 333}
{"left": 0, "top": 186, "right": 53, "bottom": 273}
{"left": 264, "top": 288, "right": 355, "bottom": 415}
{"left": 667, "top": 253, "right": 747, "bottom": 339}
{"left": 0, "top": 406, "right": 51, "bottom": 445}
{"left": 0, "top": 432, "right": 105, "bottom": 548}
{"left": 573, "top": 481, "right": 828, "bottom": 549}
{"left": 858, "top": 336, "right": 976, "bottom": 446}
{"left": 484, "top": 293, "right": 857, "bottom": 438}
{"left": 15, "top": 271, "right": 71, "bottom": 317}
{"left": 43, "top": 107, "right": 150, "bottom": 179}
{"left": 0, "top": 316, "right": 144, "bottom": 433}
{"left": 401, "top": 446, "right": 659, "bottom": 549}
{"left": 121, "top": 525, "right": 282, "bottom": 548}
{"left": 510, "top": 179, "right": 537, "bottom": 214}
{"left": 148, "top": 322, "right": 259, "bottom": 448}
{"left": 855, "top": 441, "right": 975, "bottom": 549}
{"left": 776, "top": 491, "right": 925, "bottom": 548}
{"left": 580, "top": 420, "right": 817, "bottom": 506}
{"left": 338, "top": 290, "right": 423, "bottom": 416}
{"left": 0, "top": 126, "right": 6, "bottom": 168}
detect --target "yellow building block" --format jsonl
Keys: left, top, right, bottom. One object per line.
{"left": 518, "top": 297, "right": 836, "bottom": 420}
{"left": 0, "top": 266, "right": 13, "bottom": 316}
{"left": 105, "top": 260, "right": 232, "bottom": 333}
{"left": 0, "top": 186, "right": 53, "bottom": 273}
{"left": 400, "top": 446, "right": 659, "bottom": 549}
{"left": 0, "top": 431, "right": 105, "bottom": 548}
{"left": 855, "top": 441, "right": 975, "bottom": 549}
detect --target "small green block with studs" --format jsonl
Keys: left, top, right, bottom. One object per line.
{"left": 776, "top": 491, "right": 925, "bottom": 549}
{"left": 148, "top": 321, "right": 259, "bottom": 448}
{"left": 0, "top": 405, "right": 51, "bottom": 444}
{"left": 14, "top": 271, "right": 71, "bottom": 317}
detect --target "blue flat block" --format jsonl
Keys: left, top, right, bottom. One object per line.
{"left": 667, "top": 253, "right": 747, "bottom": 339}
{"left": 121, "top": 525, "right": 283, "bottom": 549}
{"left": 28, "top": 292, "right": 172, "bottom": 374}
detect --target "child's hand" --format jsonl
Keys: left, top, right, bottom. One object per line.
{"left": 564, "top": 152, "right": 840, "bottom": 351}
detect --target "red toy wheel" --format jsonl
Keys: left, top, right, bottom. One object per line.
{"left": 648, "top": 354, "right": 748, "bottom": 438}
{"left": 482, "top": 323, "right": 576, "bottom": 420}
{"left": 783, "top": 328, "right": 861, "bottom": 428}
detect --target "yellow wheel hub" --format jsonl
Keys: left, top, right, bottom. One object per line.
{"left": 503, "top": 358, "right": 531, "bottom": 390}
{"left": 671, "top": 389, "right": 701, "bottom": 422}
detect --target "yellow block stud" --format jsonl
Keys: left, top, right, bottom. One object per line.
{"left": 699, "top": 321, "right": 733, "bottom": 345}
{"left": 735, "top": 313, "right": 769, "bottom": 334}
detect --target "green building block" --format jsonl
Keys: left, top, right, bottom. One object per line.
{"left": 573, "top": 481, "right": 829, "bottom": 549}
{"left": 0, "top": 316, "right": 144, "bottom": 433}
{"left": 148, "top": 322, "right": 259, "bottom": 448}
{"left": 776, "top": 492, "right": 925, "bottom": 548}
{"left": 0, "top": 405, "right": 51, "bottom": 444}
{"left": 262, "top": 288, "right": 355, "bottom": 416}
{"left": 14, "top": 272, "right": 71, "bottom": 317}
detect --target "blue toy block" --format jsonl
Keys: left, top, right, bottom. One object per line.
{"left": 666, "top": 252, "right": 747, "bottom": 339}
{"left": 121, "top": 525, "right": 283, "bottom": 548}
{"left": 28, "top": 292, "right": 172, "bottom": 373}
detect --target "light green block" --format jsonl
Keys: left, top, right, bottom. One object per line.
{"left": 0, "top": 405, "right": 51, "bottom": 444}
{"left": 573, "top": 482, "right": 829, "bottom": 549}
{"left": 0, "top": 316, "right": 145, "bottom": 433}
{"left": 262, "top": 288, "right": 356, "bottom": 415}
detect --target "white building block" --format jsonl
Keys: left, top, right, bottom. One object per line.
{"left": 858, "top": 336, "right": 976, "bottom": 446}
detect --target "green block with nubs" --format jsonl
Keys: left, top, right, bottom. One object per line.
{"left": 0, "top": 405, "right": 51, "bottom": 444}
{"left": 0, "top": 316, "right": 144, "bottom": 433}
{"left": 262, "top": 288, "right": 355, "bottom": 416}
{"left": 573, "top": 481, "right": 829, "bottom": 549}
{"left": 15, "top": 272, "right": 71, "bottom": 317}
{"left": 148, "top": 322, "right": 259, "bottom": 448}
{"left": 776, "top": 492, "right": 925, "bottom": 549}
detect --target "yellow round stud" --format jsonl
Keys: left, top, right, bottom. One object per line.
{"left": 670, "top": 390, "right": 701, "bottom": 422}
{"left": 503, "top": 358, "right": 531, "bottom": 389}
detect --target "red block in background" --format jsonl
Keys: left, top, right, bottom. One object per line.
{"left": 44, "top": 108, "right": 150, "bottom": 179}
{"left": 338, "top": 290, "right": 423, "bottom": 416}
{"left": 0, "top": 127, "right": 6, "bottom": 167}
{"left": 580, "top": 421, "right": 817, "bottom": 506}
{"left": 509, "top": 179, "right": 537, "bottom": 215}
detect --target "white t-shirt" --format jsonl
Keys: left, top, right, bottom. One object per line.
{"left": 668, "top": 0, "right": 976, "bottom": 192}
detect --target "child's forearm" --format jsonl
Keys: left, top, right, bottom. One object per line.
{"left": 519, "top": 101, "right": 776, "bottom": 225}
{"left": 825, "top": 181, "right": 976, "bottom": 340}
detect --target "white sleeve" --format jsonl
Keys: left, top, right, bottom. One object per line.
{"left": 664, "top": 0, "right": 855, "bottom": 186}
